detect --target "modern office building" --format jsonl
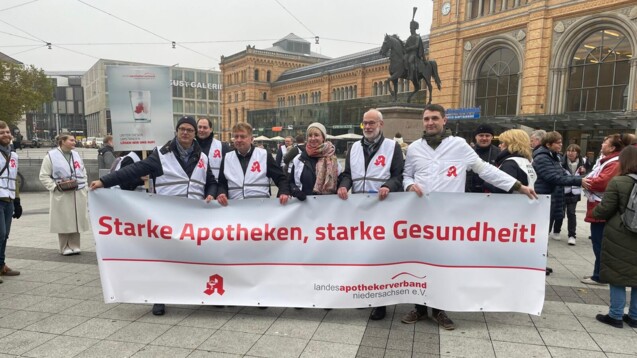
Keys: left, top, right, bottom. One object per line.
{"left": 83, "top": 59, "right": 222, "bottom": 138}
{"left": 25, "top": 71, "right": 86, "bottom": 141}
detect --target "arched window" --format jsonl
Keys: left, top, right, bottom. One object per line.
{"left": 262, "top": 92, "right": 267, "bottom": 101}
{"left": 566, "top": 29, "right": 632, "bottom": 112}
{"left": 266, "top": 70, "right": 271, "bottom": 82}
{"left": 254, "top": 69, "right": 259, "bottom": 81}
{"left": 475, "top": 47, "right": 519, "bottom": 116}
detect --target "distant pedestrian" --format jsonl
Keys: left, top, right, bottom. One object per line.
{"left": 283, "top": 134, "right": 306, "bottom": 171}
{"left": 554, "top": 144, "right": 587, "bottom": 246}
{"left": 97, "top": 135, "right": 115, "bottom": 171}
{"left": 275, "top": 136, "right": 293, "bottom": 168}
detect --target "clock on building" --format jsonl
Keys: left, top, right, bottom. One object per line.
{"left": 441, "top": 2, "right": 451, "bottom": 15}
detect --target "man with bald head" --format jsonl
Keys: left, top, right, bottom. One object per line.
{"left": 337, "top": 108, "right": 404, "bottom": 321}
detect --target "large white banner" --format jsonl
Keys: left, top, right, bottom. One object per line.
{"left": 89, "top": 190, "right": 550, "bottom": 315}
{"left": 106, "top": 66, "right": 173, "bottom": 151}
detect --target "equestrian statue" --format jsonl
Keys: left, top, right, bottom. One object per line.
{"left": 379, "top": 7, "right": 442, "bottom": 103}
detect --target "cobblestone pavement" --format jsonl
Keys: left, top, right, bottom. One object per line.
{"left": 1, "top": 193, "right": 635, "bottom": 357}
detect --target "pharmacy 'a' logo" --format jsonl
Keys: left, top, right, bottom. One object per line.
{"left": 204, "top": 274, "right": 225, "bottom": 296}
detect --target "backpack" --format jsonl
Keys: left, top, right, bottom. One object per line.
{"left": 620, "top": 174, "right": 637, "bottom": 233}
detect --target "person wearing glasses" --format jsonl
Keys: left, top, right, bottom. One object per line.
{"left": 337, "top": 108, "right": 404, "bottom": 321}
{"left": 401, "top": 104, "right": 537, "bottom": 330}
{"left": 90, "top": 116, "right": 218, "bottom": 316}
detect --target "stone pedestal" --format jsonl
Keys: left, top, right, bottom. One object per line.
{"left": 377, "top": 106, "right": 424, "bottom": 143}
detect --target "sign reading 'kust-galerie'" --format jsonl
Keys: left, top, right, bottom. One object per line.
{"left": 89, "top": 190, "right": 550, "bottom": 315}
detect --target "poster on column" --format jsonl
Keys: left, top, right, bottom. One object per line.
{"left": 106, "top": 66, "right": 173, "bottom": 151}
{"left": 89, "top": 190, "right": 550, "bottom": 315}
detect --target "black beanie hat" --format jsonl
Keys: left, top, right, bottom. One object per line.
{"left": 176, "top": 116, "right": 197, "bottom": 134}
{"left": 473, "top": 124, "right": 494, "bottom": 137}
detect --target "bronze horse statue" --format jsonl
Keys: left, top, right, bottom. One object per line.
{"left": 379, "top": 34, "right": 442, "bottom": 103}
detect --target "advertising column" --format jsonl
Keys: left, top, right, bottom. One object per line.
{"left": 106, "top": 66, "right": 173, "bottom": 151}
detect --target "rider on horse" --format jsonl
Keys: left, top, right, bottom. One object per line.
{"left": 404, "top": 20, "right": 426, "bottom": 82}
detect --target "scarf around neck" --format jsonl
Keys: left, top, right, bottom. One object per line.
{"left": 305, "top": 141, "right": 338, "bottom": 194}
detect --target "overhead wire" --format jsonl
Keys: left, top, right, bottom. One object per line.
{"left": 10, "top": 44, "right": 46, "bottom": 56}
{"left": 76, "top": 0, "right": 219, "bottom": 62}
{"left": 272, "top": 0, "right": 316, "bottom": 37}
{"left": 0, "top": 29, "right": 42, "bottom": 43}
{"left": 0, "top": 17, "right": 47, "bottom": 44}
{"left": 54, "top": 44, "right": 100, "bottom": 59}
{"left": 0, "top": 0, "right": 38, "bottom": 13}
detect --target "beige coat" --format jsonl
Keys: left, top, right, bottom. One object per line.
{"left": 39, "top": 149, "right": 89, "bottom": 233}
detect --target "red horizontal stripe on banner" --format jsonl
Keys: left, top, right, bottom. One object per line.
{"left": 101, "top": 258, "right": 545, "bottom": 271}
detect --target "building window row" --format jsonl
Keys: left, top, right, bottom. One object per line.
{"left": 332, "top": 85, "right": 357, "bottom": 101}
{"left": 253, "top": 69, "right": 272, "bottom": 82}
{"left": 226, "top": 70, "right": 247, "bottom": 86}
{"left": 467, "top": 0, "right": 533, "bottom": 20}
{"left": 288, "top": 95, "right": 297, "bottom": 106}
{"left": 311, "top": 91, "right": 322, "bottom": 103}
{"left": 372, "top": 81, "right": 390, "bottom": 96}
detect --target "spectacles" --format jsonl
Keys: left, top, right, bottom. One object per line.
{"left": 362, "top": 121, "right": 379, "bottom": 127}
{"left": 177, "top": 127, "right": 195, "bottom": 134}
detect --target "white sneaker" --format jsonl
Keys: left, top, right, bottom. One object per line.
{"left": 581, "top": 277, "right": 605, "bottom": 285}
{"left": 567, "top": 237, "right": 576, "bottom": 246}
{"left": 549, "top": 232, "right": 561, "bottom": 240}
{"left": 71, "top": 248, "right": 81, "bottom": 255}
{"left": 62, "top": 248, "right": 74, "bottom": 256}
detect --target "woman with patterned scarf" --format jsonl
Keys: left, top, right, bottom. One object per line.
{"left": 288, "top": 122, "right": 340, "bottom": 200}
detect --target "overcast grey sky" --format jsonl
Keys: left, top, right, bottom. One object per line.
{"left": 0, "top": 0, "right": 433, "bottom": 72}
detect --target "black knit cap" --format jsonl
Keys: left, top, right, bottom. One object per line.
{"left": 176, "top": 116, "right": 197, "bottom": 134}
{"left": 473, "top": 124, "right": 494, "bottom": 137}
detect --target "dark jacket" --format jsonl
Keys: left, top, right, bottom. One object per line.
{"left": 288, "top": 151, "right": 328, "bottom": 195}
{"left": 196, "top": 133, "right": 231, "bottom": 158}
{"left": 338, "top": 136, "right": 404, "bottom": 193}
{"left": 592, "top": 175, "right": 637, "bottom": 286}
{"left": 466, "top": 144, "right": 500, "bottom": 192}
{"left": 532, "top": 146, "right": 582, "bottom": 221}
{"left": 98, "top": 145, "right": 116, "bottom": 170}
{"left": 217, "top": 145, "right": 290, "bottom": 197}
{"left": 100, "top": 139, "right": 218, "bottom": 198}
{"left": 284, "top": 144, "right": 305, "bottom": 169}
{"left": 483, "top": 150, "right": 529, "bottom": 194}
{"left": 118, "top": 153, "right": 145, "bottom": 191}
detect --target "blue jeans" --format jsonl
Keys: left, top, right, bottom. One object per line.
{"left": 590, "top": 223, "right": 604, "bottom": 282}
{"left": 609, "top": 285, "right": 637, "bottom": 320}
{"left": 0, "top": 200, "right": 14, "bottom": 267}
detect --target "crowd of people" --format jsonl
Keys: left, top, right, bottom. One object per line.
{"left": 1, "top": 104, "right": 635, "bottom": 330}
